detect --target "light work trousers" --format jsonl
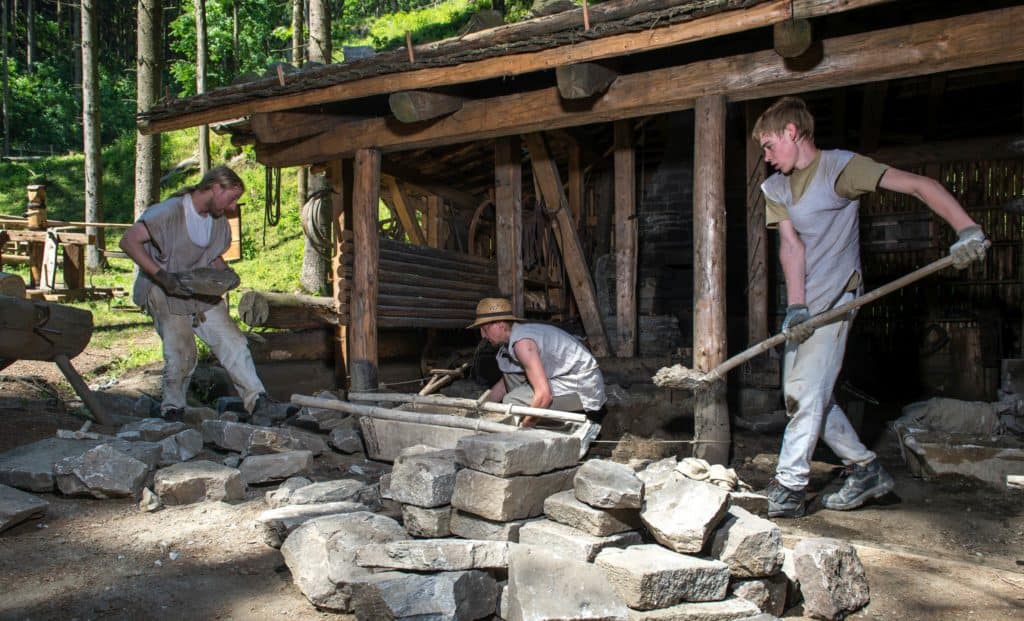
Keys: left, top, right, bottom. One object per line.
{"left": 502, "top": 373, "right": 586, "bottom": 412}
{"left": 776, "top": 291, "right": 875, "bottom": 490}
{"left": 147, "top": 287, "right": 265, "bottom": 414}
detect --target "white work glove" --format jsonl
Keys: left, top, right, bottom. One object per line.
{"left": 782, "top": 304, "right": 814, "bottom": 344}
{"left": 949, "top": 225, "right": 987, "bottom": 270}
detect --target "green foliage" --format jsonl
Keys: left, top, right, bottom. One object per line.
{"left": 338, "top": 0, "right": 493, "bottom": 53}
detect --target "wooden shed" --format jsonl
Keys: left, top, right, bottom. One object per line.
{"left": 139, "top": 0, "right": 1024, "bottom": 462}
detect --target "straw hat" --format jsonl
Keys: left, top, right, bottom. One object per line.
{"left": 467, "top": 297, "right": 522, "bottom": 329}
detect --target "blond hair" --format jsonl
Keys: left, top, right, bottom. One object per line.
{"left": 751, "top": 96, "right": 815, "bottom": 143}
{"left": 173, "top": 165, "right": 245, "bottom": 197}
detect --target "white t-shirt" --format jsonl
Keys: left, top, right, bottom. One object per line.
{"left": 183, "top": 193, "right": 212, "bottom": 247}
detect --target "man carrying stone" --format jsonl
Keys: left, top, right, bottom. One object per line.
{"left": 752, "top": 97, "right": 987, "bottom": 517}
{"left": 120, "top": 165, "right": 291, "bottom": 420}
{"left": 468, "top": 297, "right": 606, "bottom": 427}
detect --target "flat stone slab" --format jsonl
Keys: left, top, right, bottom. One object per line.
{"left": 201, "top": 420, "right": 260, "bottom": 453}
{"left": 119, "top": 418, "right": 187, "bottom": 442}
{"left": 625, "top": 596, "right": 761, "bottom": 620}
{"left": 54, "top": 444, "right": 149, "bottom": 498}
{"left": 158, "top": 429, "right": 203, "bottom": 466}
{"left": 574, "top": 459, "right": 645, "bottom": 509}
{"left": 451, "top": 466, "right": 578, "bottom": 521}
{"left": 350, "top": 570, "right": 499, "bottom": 621}
{"left": 455, "top": 432, "right": 579, "bottom": 477}
{"left": 0, "top": 484, "right": 48, "bottom": 532}
{"left": 402, "top": 504, "right": 451, "bottom": 538}
{"left": 287, "top": 479, "right": 376, "bottom": 507}
{"left": 281, "top": 511, "right": 409, "bottom": 612}
{"left": 518, "top": 519, "right": 641, "bottom": 562}
{"left": 248, "top": 426, "right": 328, "bottom": 456}
{"left": 595, "top": 545, "right": 730, "bottom": 609}
{"left": 256, "top": 501, "right": 368, "bottom": 548}
{"left": 356, "top": 539, "right": 511, "bottom": 571}
{"left": 709, "top": 506, "right": 784, "bottom": 578}
{"left": 544, "top": 489, "right": 642, "bottom": 536}
{"left": 265, "top": 476, "right": 313, "bottom": 508}
{"left": 508, "top": 544, "right": 629, "bottom": 620}
{"left": 728, "top": 492, "right": 768, "bottom": 519}
{"left": 793, "top": 538, "right": 869, "bottom": 621}
{"left": 0, "top": 438, "right": 102, "bottom": 492}
{"left": 641, "top": 478, "right": 729, "bottom": 554}
{"left": 389, "top": 447, "right": 461, "bottom": 508}
{"left": 153, "top": 460, "right": 246, "bottom": 505}
{"left": 239, "top": 450, "right": 313, "bottom": 485}
{"left": 449, "top": 510, "right": 535, "bottom": 542}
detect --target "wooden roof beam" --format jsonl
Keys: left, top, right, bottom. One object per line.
{"left": 256, "top": 6, "right": 1024, "bottom": 167}
{"left": 380, "top": 162, "right": 481, "bottom": 211}
{"left": 141, "top": 0, "right": 893, "bottom": 135}
{"left": 389, "top": 91, "right": 465, "bottom": 123}
{"left": 250, "top": 109, "right": 364, "bottom": 143}
{"left": 556, "top": 63, "right": 619, "bottom": 99}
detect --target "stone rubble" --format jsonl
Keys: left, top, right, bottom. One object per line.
{"left": 355, "top": 539, "right": 511, "bottom": 571}
{"left": 641, "top": 477, "right": 730, "bottom": 554}
{"left": 154, "top": 460, "right": 246, "bottom": 505}
{"left": 54, "top": 444, "right": 149, "bottom": 498}
{"left": 349, "top": 569, "right": 499, "bottom": 621}
{"left": 574, "top": 458, "right": 645, "bottom": 509}
{"left": 793, "top": 538, "right": 870, "bottom": 621}
{"left": 544, "top": 489, "right": 642, "bottom": 536}
{"left": 518, "top": 518, "right": 642, "bottom": 562}
{"left": 239, "top": 450, "right": 314, "bottom": 485}
{"left": 0, "top": 483, "right": 48, "bottom": 532}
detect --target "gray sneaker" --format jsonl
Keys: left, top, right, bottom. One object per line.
{"left": 821, "top": 459, "right": 895, "bottom": 511}
{"left": 760, "top": 479, "right": 806, "bottom": 518}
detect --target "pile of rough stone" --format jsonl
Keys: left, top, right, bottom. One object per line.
{"left": 270, "top": 430, "right": 871, "bottom": 621}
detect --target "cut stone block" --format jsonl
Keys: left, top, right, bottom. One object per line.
{"left": 625, "top": 596, "right": 760, "bottom": 620}
{"left": 356, "top": 539, "right": 511, "bottom": 571}
{"left": 280, "top": 511, "right": 409, "bottom": 611}
{"left": 709, "top": 506, "right": 784, "bottom": 578}
{"left": 119, "top": 417, "right": 188, "bottom": 442}
{"left": 256, "top": 501, "right": 368, "bottom": 548}
{"left": 239, "top": 450, "right": 313, "bottom": 485}
{"left": 728, "top": 575, "right": 787, "bottom": 617}
{"left": 449, "top": 510, "right": 534, "bottom": 542}
{"left": 574, "top": 459, "right": 644, "bottom": 509}
{"left": 518, "top": 519, "right": 641, "bottom": 562}
{"left": 350, "top": 570, "right": 499, "bottom": 621}
{"left": 728, "top": 492, "right": 768, "bottom": 519}
{"left": 54, "top": 444, "right": 149, "bottom": 498}
{"left": 641, "top": 477, "right": 729, "bottom": 554}
{"left": 507, "top": 544, "right": 629, "bottom": 621}
{"left": 596, "top": 545, "right": 730, "bottom": 609}
{"left": 360, "top": 417, "right": 479, "bottom": 462}
{"left": 390, "top": 447, "right": 461, "bottom": 508}
{"left": 288, "top": 479, "right": 376, "bottom": 507}
{"left": 201, "top": 420, "right": 260, "bottom": 452}
{"left": 793, "top": 538, "right": 869, "bottom": 621}
{"left": 455, "top": 432, "right": 579, "bottom": 476}
{"left": 153, "top": 460, "right": 246, "bottom": 505}
{"left": 402, "top": 504, "right": 452, "bottom": 538}
{"left": 0, "top": 484, "right": 48, "bottom": 532}
{"left": 451, "top": 466, "right": 578, "bottom": 521}
{"left": 0, "top": 438, "right": 102, "bottom": 492}
{"left": 544, "top": 489, "right": 641, "bottom": 536}
{"left": 247, "top": 426, "right": 327, "bottom": 456}
{"left": 158, "top": 429, "right": 204, "bottom": 466}
{"left": 265, "top": 476, "right": 313, "bottom": 508}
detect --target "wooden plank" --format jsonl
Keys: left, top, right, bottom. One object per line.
{"left": 426, "top": 195, "right": 443, "bottom": 248}
{"left": 250, "top": 109, "right": 360, "bottom": 143}
{"left": 145, "top": 0, "right": 893, "bottom": 134}
{"left": 329, "top": 158, "right": 351, "bottom": 388}
{"left": 745, "top": 101, "right": 768, "bottom": 348}
{"left": 351, "top": 148, "right": 381, "bottom": 390}
{"left": 556, "top": 63, "right": 618, "bottom": 99}
{"left": 388, "top": 90, "right": 464, "bottom": 123}
{"left": 523, "top": 132, "right": 610, "bottom": 356}
{"left": 257, "top": 7, "right": 1024, "bottom": 165}
{"left": 381, "top": 162, "right": 480, "bottom": 210}
{"left": 693, "top": 95, "right": 729, "bottom": 464}
{"left": 63, "top": 243, "right": 85, "bottom": 291}
{"left": 613, "top": 120, "right": 637, "bottom": 358}
{"left": 3, "top": 230, "right": 92, "bottom": 244}
{"left": 495, "top": 136, "right": 524, "bottom": 317}
{"left": 383, "top": 176, "right": 427, "bottom": 245}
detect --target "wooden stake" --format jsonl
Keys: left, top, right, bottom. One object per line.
{"left": 405, "top": 31, "right": 415, "bottom": 63}
{"left": 276, "top": 63, "right": 286, "bottom": 86}
{"left": 582, "top": 0, "right": 590, "bottom": 31}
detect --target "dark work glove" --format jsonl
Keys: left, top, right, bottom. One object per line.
{"left": 782, "top": 304, "right": 814, "bottom": 344}
{"left": 153, "top": 269, "right": 194, "bottom": 298}
{"left": 949, "top": 225, "right": 987, "bottom": 270}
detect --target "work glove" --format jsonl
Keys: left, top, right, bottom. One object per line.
{"left": 949, "top": 225, "right": 987, "bottom": 270}
{"left": 782, "top": 304, "right": 814, "bottom": 344}
{"left": 152, "top": 268, "right": 194, "bottom": 298}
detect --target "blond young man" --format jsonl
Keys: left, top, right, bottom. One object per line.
{"left": 753, "top": 97, "right": 987, "bottom": 517}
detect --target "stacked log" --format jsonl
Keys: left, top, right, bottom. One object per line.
{"left": 0, "top": 295, "right": 93, "bottom": 361}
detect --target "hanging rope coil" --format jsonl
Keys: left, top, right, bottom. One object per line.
{"left": 301, "top": 187, "right": 334, "bottom": 260}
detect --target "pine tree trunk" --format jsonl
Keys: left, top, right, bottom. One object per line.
{"left": 134, "top": 0, "right": 162, "bottom": 219}
{"left": 25, "top": 0, "right": 33, "bottom": 73}
{"left": 195, "top": 0, "right": 209, "bottom": 174}
{"left": 1, "top": 0, "right": 8, "bottom": 157}
{"left": 81, "top": 0, "right": 105, "bottom": 270}
{"left": 301, "top": 0, "right": 331, "bottom": 294}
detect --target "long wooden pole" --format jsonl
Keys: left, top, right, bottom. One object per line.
{"left": 613, "top": 120, "right": 637, "bottom": 358}
{"left": 348, "top": 391, "right": 588, "bottom": 422}
{"left": 495, "top": 136, "right": 524, "bottom": 316}
{"left": 293, "top": 393, "right": 525, "bottom": 434}
{"left": 692, "top": 94, "right": 729, "bottom": 465}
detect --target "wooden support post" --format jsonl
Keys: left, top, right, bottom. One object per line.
{"left": 351, "top": 149, "right": 381, "bottom": 390}
{"left": 426, "top": 195, "right": 443, "bottom": 248}
{"left": 568, "top": 140, "right": 583, "bottom": 226}
{"left": 693, "top": 95, "right": 729, "bottom": 465}
{"left": 329, "top": 158, "right": 352, "bottom": 388}
{"left": 495, "top": 136, "right": 524, "bottom": 317}
{"left": 524, "top": 132, "right": 610, "bottom": 356}
{"left": 613, "top": 120, "right": 637, "bottom": 358}
{"left": 383, "top": 176, "right": 427, "bottom": 245}
{"left": 54, "top": 353, "right": 115, "bottom": 427}
{"left": 63, "top": 244, "right": 85, "bottom": 291}
{"left": 745, "top": 101, "right": 769, "bottom": 349}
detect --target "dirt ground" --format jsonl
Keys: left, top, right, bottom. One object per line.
{"left": 1, "top": 344, "right": 1023, "bottom": 621}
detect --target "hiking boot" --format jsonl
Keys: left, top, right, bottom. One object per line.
{"left": 251, "top": 393, "right": 296, "bottom": 422}
{"left": 160, "top": 407, "right": 185, "bottom": 421}
{"left": 759, "top": 479, "right": 807, "bottom": 518}
{"left": 821, "top": 459, "right": 895, "bottom": 511}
